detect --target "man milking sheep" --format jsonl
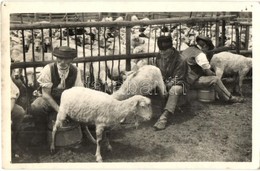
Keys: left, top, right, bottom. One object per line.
{"left": 153, "top": 35, "right": 244, "bottom": 131}
{"left": 30, "top": 46, "right": 84, "bottom": 145}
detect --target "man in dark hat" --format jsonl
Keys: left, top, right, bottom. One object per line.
{"left": 153, "top": 35, "right": 188, "bottom": 131}
{"left": 181, "top": 35, "right": 244, "bottom": 104}
{"left": 30, "top": 46, "right": 83, "bottom": 145}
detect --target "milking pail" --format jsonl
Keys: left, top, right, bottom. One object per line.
{"left": 47, "top": 115, "right": 83, "bottom": 148}
{"left": 197, "top": 88, "right": 216, "bottom": 102}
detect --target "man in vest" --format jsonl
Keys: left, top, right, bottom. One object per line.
{"left": 181, "top": 35, "right": 244, "bottom": 104}
{"left": 153, "top": 35, "right": 189, "bottom": 131}
{"left": 30, "top": 46, "right": 83, "bottom": 145}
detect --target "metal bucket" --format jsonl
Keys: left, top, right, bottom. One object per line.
{"left": 197, "top": 88, "right": 215, "bottom": 102}
{"left": 47, "top": 117, "right": 83, "bottom": 148}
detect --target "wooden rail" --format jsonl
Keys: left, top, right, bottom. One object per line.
{"left": 10, "top": 53, "right": 157, "bottom": 69}
{"left": 10, "top": 15, "right": 237, "bottom": 30}
{"left": 11, "top": 14, "right": 248, "bottom": 81}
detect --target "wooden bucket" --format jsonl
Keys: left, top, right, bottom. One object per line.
{"left": 197, "top": 88, "right": 215, "bottom": 102}
{"left": 47, "top": 117, "right": 83, "bottom": 148}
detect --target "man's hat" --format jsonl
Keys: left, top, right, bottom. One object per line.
{"left": 53, "top": 46, "right": 77, "bottom": 59}
{"left": 196, "top": 35, "right": 215, "bottom": 50}
{"left": 157, "top": 35, "right": 173, "bottom": 51}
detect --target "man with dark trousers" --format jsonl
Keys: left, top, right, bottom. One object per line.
{"left": 153, "top": 35, "right": 244, "bottom": 131}
{"left": 30, "top": 46, "right": 83, "bottom": 145}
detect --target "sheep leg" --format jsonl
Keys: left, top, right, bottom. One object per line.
{"left": 157, "top": 79, "right": 167, "bottom": 98}
{"left": 214, "top": 67, "right": 224, "bottom": 80}
{"left": 214, "top": 68, "right": 224, "bottom": 99}
{"left": 104, "top": 130, "right": 112, "bottom": 151}
{"left": 232, "top": 74, "right": 240, "bottom": 95}
{"left": 238, "top": 80, "right": 243, "bottom": 97}
{"left": 82, "top": 125, "right": 97, "bottom": 144}
{"left": 95, "top": 125, "right": 104, "bottom": 162}
{"left": 238, "top": 72, "right": 247, "bottom": 97}
{"left": 50, "top": 120, "right": 62, "bottom": 153}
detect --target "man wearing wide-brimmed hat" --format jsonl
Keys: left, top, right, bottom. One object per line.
{"left": 181, "top": 35, "right": 244, "bottom": 103}
{"left": 30, "top": 46, "right": 83, "bottom": 145}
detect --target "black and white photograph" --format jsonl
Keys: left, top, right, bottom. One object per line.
{"left": 1, "top": 1, "right": 260, "bottom": 170}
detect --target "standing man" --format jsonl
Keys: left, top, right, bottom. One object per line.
{"left": 153, "top": 35, "right": 189, "bottom": 131}
{"left": 30, "top": 46, "right": 84, "bottom": 145}
{"left": 181, "top": 35, "right": 244, "bottom": 104}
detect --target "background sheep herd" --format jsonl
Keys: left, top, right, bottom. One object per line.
{"left": 10, "top": 15, "right": 252, "bottom": 91}
{"left": 9, "top": 13, "right": 253, "bottom": 163}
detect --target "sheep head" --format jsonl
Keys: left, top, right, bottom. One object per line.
{"left": 131, "top": 95, "right": 152, "bottom": 121}
{"left": 104, "top": 80, "right": 117, "bottom": 94}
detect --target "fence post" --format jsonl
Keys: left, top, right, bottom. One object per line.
{"left": 82, "top": 13, "right": 85, "bottom": 22}
{"left": 49, "top": 13, "right": 52, "bottom": 22}
{"left": 125, "top": 15, "right": 131, "bottom": 71}
{"left": 20, "top": 14, "right": 23, "bottom": 24}
{"left": 34, "top": 13, "right": 38, "bottom": 22}
{"left": 244, "top": 25, "right": 249, "bottom": 50}
{"left": 235, "top": 22, "right": 240, "bottom": 54}
{"left": 221, "top": 19, "right": 226, "bottom": 46}
{"left": 215, "top": 21, "right": 219, "bottom": 47}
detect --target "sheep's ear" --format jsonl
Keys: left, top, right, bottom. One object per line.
{"left": 141, "top": 98, "right": 151, "bottom": 107}
{"left": 138, "top": 98, "right": 150, "bottom": 107}
{"left": 139, "top": 101, "right": 146, "bottom": 107}
{"left": 131, "top": 65, "right": 139, "bottom": 72}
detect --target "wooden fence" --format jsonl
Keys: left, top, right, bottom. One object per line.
{"left": 11, "top": 15, "right": 250, "bottom": 92}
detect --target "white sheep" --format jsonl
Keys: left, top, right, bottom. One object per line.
{"left": 24, "top": 67, "right": 42, "bottom": 88}
{"left": 112, "top": 65, "right": 166, "bottom": 101}
{"left": 91, "top": 60, "right": 137, "bottom": 93}
{"left": 114, "top": 16, "right": 124, "bottom": 22}
{"left": 210, "top": 51, "right": 252, "bottom": 96}
{"left": 101, "top": 16, "right": 113, "bottom": 22}
{"left": 50, "top": 87, "right": 152, "bottom": 162}
{"left": 131, "top": 15, "right": 139, "bottom": 22}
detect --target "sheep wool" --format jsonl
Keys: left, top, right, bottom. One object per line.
{"left": 210, "top": 51, "right": 252, "bottom": 96}
{"left": 51, "top": 86, "right": 152, "bottom": 162}
{"left": 112, "top": 65, "right": 166, "bottom": 100}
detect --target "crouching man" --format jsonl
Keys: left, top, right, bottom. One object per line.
{"left": 30, "top": 46, "right": 84, "bottom": 145}
{"left": 181, "top": 35, "right": 244, "bottom": 104}
{"left": 153, "top": 35, "right": 189, "bottom": 131}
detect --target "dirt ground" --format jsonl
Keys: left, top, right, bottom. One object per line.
{"left": 12, "top": 81, "right": 252, "bottom": 163}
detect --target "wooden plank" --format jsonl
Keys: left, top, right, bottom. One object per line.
{"left": 11, "top": 53, "right": 158, "bottom": 69}
{"left": 10, "top": 15, "right": 237, "bottom": 30}
{"left": 229, "top": 49, "right": 252, "bottom": 56}
{"left": 230, "top": 21, "right": 252, "bottom": 26}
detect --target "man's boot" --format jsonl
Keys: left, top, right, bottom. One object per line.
{"left": 153, "top": 110, "right": 171, "bottom": 131}
{"left": 228, "top": 95, "right": 244, "bottom": 103}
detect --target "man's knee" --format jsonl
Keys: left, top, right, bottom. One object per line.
{"left": 31, "top": 97, "right": 42, "bottom": 111}
{"left": 207, "top": 76, "right": 222, "bottom": 87}
{"left": 168, "top": 85, "right": 184, "bottom": 96}
{"left": 12, "top": 104, "right": 25, "bottom": 123}
{"left": 31, "top": 97, "right": 50, "bottom": 121}
{"left": 31, "top": 97, "right": 50, "bottom": 113}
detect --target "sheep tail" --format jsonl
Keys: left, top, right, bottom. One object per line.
{"left": 83, "top": 125, "right": 97, "bottom": 144}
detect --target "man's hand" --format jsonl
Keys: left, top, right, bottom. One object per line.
{"left": 204, "top": 69, "right": 216, "bottom": 76}
{"left": 166, "top": 81, "right": 174, "bottom": 89}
